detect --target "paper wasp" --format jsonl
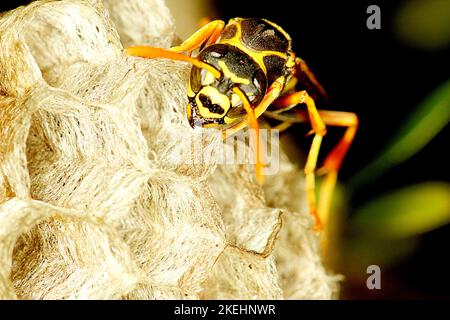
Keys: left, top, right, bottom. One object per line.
{"left": 126, "top": 18, "right": 358, "bottom": 229}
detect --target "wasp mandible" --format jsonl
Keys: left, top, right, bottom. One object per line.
{"left": 126, "top": 18, "right": 358, "bottom": 229}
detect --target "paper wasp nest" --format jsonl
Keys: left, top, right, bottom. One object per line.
{"left": 0, "top": 0, "right": 339, "bottom": 299}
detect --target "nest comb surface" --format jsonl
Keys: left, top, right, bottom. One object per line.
{"left": 0, "top": 0, "right": 339, "bottom": 299}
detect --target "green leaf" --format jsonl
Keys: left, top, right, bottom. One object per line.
{"left": 352, "top": 182, "right": 450, "bottom": 238}
{"left": 349, "top": 80, "right": 450, "bottom": 189}
{"left": 395, "top": 0, "right": 450, "bottom": 50}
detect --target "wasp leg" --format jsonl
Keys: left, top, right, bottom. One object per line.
{"left": 125, "top": 21, "right": 224, "bottom": 77}
{"left": 222, "top": 76, "right": 285, "bottom": 140}
{"left": 223, "top": 76, "right": 286, "bottom": 139}
{"left": 125, "top": 46, "right": 221, "bottom": 79}
{"left": 222, "top": 77, "right": 286, "bottom": 184}
{"left": 170, "top": 20, "right": 225, "bottom": 54}
{"left": 266, "top": 108, "right": 358, "bottom": 229}
{"left": 280, "top": 76, "right": 298, "bottom": 96}
{"left": 232, "top": 87, "right": 265, "bottom": 184}
{"left": 272, "top": 91, "right": 327, "bottom": 230}
{"left": 295, "top": 57, "right": 329, "bottom": 101}
{"left": 271, "top": 59, "right": 327, "bottom": 115}
{"left": 315, "top": 110, "right": 358, "bottom": 225}
{"left": 273, "top": 121, "right": 294, "bottom": 132}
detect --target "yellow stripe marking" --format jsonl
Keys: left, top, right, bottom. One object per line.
{"left": 218, "top": 61, "right": 250, "bottom": 85}
{"left": 219, "top": 19, "right": 289, "bottom": 75}
{"left": 196, "top": 86, "right": 230, "bottom": 118}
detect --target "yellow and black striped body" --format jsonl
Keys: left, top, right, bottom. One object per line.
{"left": 188, "top": 18, "right": 295, "bottom": 128}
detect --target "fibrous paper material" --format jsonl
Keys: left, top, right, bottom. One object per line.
{"left": 0, "top": 0, "right": 339, "bottom": 300}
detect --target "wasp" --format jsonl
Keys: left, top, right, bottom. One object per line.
{"left": 126, "top": 18, "right": 358, "bottom": 229}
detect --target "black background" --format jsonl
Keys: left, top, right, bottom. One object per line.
{"left": 1, "top": 0, "right": 448, "bottom": 299}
